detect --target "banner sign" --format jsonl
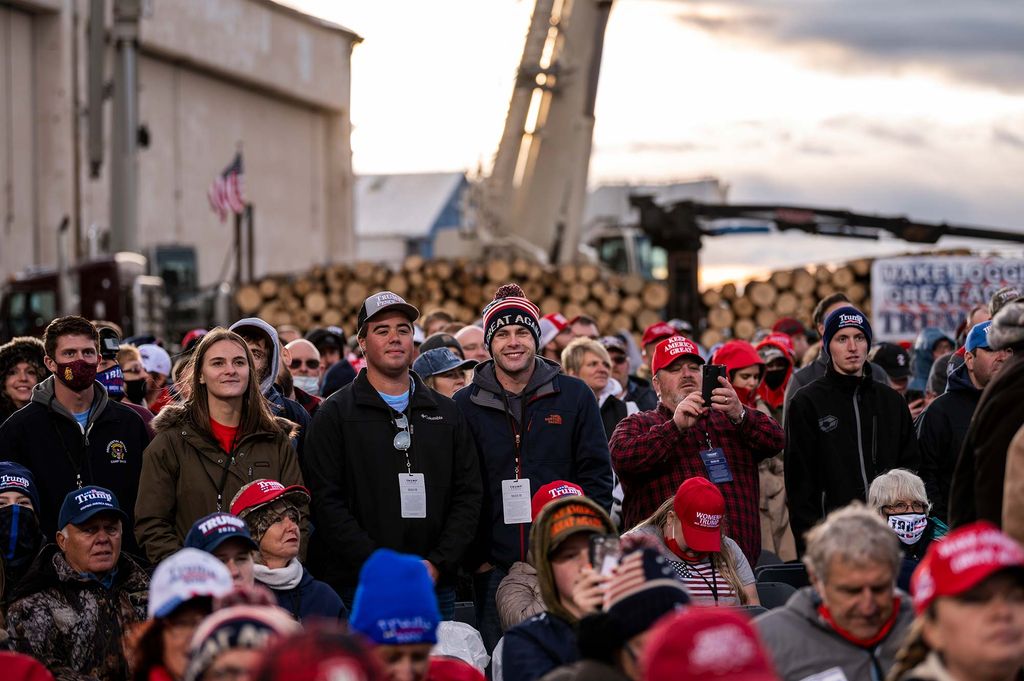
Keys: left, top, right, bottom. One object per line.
{"left": 871, "top": 256, "right": 1024, "bottom": 341}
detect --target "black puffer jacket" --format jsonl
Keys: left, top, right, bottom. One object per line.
{"left": 304, "top": 369, "right": 482, "bottom": 590}
{"left": 785, "top": 362, "right": 918, "bottom": 553}
{"left": 915, "top": 363, "right": 980, "bottom": 522}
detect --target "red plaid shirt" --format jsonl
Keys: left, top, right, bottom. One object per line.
{"left": 610, "top": 404, "right": 785, "bottom": 564}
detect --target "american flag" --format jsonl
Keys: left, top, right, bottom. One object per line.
{"left": 207, "top": 153, "right": 246, "bottom": 222}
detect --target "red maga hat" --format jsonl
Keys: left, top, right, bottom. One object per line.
{"left": 651, "top": 336, "right": 704, "bottom": 375}
{"left": 531, "top": 480, "right": 584, "bottom": 520}
{"left": 642, "top": 322, "right": 677, "bottom": 347}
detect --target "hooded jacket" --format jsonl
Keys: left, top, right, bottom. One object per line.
{"left": 452, "top": 357, "right": 614, "bottom": 570}
{"left": 5, "top": 543, "right": 149, "bottom": 681}
{"left": 785, "top": 362, "right": 919, "bottom": 554}
{"left": 712, "top": 340, "right": 766, "bottom": 409}
{"left": 755, "top": 336, "right": 793, "bottom": 417}
{"left": 0, "top": 336, "right": 47, "bottom": 423}
{"left": 754, "top": 586, "right": 914, "bottom": 681}
{"left": 0, "top": 376, "right": 150, "bottom": 558}
{"left": 134, "top": 404, "right": 304, "bottom": 564}
{"left": 915, "top": 363, "right": 980, "bottom": 522}
{"left": 303, "top": 368, "right": 482, "bottom": 590}
{"left": 228, "top": 318, "right": 311, "bottom": 440}
{"left": 908, "top": 328, "right": 954, "bottom": 393}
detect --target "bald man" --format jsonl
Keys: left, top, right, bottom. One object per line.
{"left": 454, "top": 326, "right": 489, "bottom": 363}
{"left": 284, "top": 339, "right": 323, "bottom": 408}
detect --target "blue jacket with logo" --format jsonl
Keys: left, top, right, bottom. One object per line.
{"left": 453, "top": 358, "right": 613, "bottom": 570}
{"left": 0, "top": 376, "right": 150, "bottom": 559}
{"left": 784, "top": 362, "right": 918, "bottom": 554}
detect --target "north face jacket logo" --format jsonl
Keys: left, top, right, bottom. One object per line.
{"left": 819, "top": 415, "right": 839, "bottom": 433}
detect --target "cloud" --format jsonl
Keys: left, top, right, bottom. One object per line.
{"left": 993, "top": 126, "right": 1024, "bottom": 150}
{"left": 671, "top": 0, "right": 1024, "bottom": 92}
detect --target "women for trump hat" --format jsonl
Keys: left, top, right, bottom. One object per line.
{"left": 674, "top": 477, "right": 725, "bottom": 553}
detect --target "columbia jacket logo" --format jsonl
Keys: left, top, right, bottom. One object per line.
{"left": 818, "top": 415, "right": 839, "bottom": 433}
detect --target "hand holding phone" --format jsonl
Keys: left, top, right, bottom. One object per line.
{"left": 589, "top": 534, "right": 622, "bottom": 577}
{"left": 702, "top": 364, "right": 726, "bottom": 407}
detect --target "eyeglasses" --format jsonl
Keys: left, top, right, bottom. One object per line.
{"left": 610, "top": 354, "right": 628, "bottom": 365}
{"left": 882, "top": 501, "right": 928, "bottom": 514}
{"left": 393, "top": 413, "right": 411, "bottom": 452}
{"left": 289, "top": 358, "right": 320, "bottom": 370}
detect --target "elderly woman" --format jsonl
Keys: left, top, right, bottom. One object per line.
{"left": 0, "top": 337, "right": 47, "bottom": 423}
{"left": 411, "top": 347, "right": 477, "bottom": 399}
{"left": 230, "top": 478, "right": 345, "bottom": 622}
{"left": 869, "top": 469, "right": 948, "bottom": 561}
{"left": 561, "top": 338, "right": 628, "bottom": 440}
{"left": 888, "top": 522, "right": 1024, "bottom": 681}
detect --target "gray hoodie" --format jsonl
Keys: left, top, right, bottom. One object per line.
{"left": 229, "top": 317, "right": 282, "bottom": 396}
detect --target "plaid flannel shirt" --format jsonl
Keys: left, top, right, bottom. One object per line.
{"left": 610, "top": 403, "right": 785, "bottom": 564}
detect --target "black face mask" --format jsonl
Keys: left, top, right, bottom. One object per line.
{"left": 125, "top": 378, "right": 147, "bottom": 404}
{"left": 0, "top": 504, "right": 43, "bottom": 570}
{"left": 765, "top": 369, "right": 788, "bottom": 390}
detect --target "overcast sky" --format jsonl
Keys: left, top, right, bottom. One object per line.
{"left": 283, "top": 0, "right": 1024, "bottom": 280}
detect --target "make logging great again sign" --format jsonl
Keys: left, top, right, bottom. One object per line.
{"left": 871, "top": 256, "right": 1024, "bottom": 342}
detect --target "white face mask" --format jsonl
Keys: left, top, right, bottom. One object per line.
{"left": 292, "top": 375, "right": 320, "bottom": 396}
{"left": 887, "top": 513, "right": 928, "bottom": 545}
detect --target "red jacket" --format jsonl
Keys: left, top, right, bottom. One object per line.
{"left": 756, "top": 335, "right": 795, "bottom": 411}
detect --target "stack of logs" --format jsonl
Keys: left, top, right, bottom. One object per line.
{"left": 698, "top": 258, "right": 873, "bottom": 349}
{"left": 234, "top": 256, "right": 671, "bottom": 336}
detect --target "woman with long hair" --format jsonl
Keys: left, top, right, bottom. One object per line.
{"left": 0, "top": 337, "right": 48, "bottom": 423}
{"left": 625, "top": 477, "right": 758, "bottom": 606}
{"left": 135, "top": 328, "right": 305, "bottom": 565}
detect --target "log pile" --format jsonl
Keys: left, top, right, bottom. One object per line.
{"left": 698, "top": 258, "right": 873, "bottom": 348}
{"left": 234, "top": 257, "right": 671, "bottom": 336}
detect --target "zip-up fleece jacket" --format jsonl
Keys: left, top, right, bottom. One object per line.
{"left": 453, "top": 357, "right": 614, "bottom": 570}
{"left": 782, "top": 352, "right": 890, "bottom": 427}
{"left": 915, "top": 363, "right": 980, "bottom": 522}
{"left": 754, "top": 587, "right": 914, "bottom": 681}
{"left": 303, "top": 369, "right": 482, "bottom": 590}
{"left": 0, "top": 377, "right": 150, "bottom": 558}
{"left": 134, "top": 404, "right": 304, "bottom": 564}
{"left": 6, "top": 544, "right": 149, "bottom": 681}
{"left": 785, "top": 363, "right": 918, "bottom": 553}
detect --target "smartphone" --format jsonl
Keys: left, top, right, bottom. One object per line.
{"left": 589, "top": 534, "right": 622, "bottom": 576}
{"left": 99, "top": 328, "right": 121, "bottom": 360}
{"left": 904, "top": 389, "right": 924, "bottom": 404}
{"left": 702, "top": 363, "right": 726, "bottom": 407}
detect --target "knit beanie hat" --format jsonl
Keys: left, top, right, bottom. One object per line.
{"left": 821, "top": 306, "right": 872, "bottom": 357}
{"left": 604, "top": 549, "right": 690, "bottom": 642}
{"left": 0, "top": 462, "right": 40, "bottom": 512}
{"left": 251, "top": 623, "right": 384, "bottom": 681}
{"left": 349, "top": 549, "right": 440, "bottom": 645}
{"left": 482, "top": 283, "right": 541, "bottom": 351}
{"left": 184, "top": 605, "right": 300, "bottom": 681}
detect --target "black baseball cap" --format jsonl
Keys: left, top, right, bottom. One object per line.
{"left": 185, "top": 512, "right": 258, "bottom": 553}
{"left": 356, "top": 291, "right": 420, "bottom": 333}
{"left": 869, "top": 342, "right": 911, "bottom": 380}
{"left": 420, "top": 333, "right": 463, "bottom": 356}
{"left": 58, "top": 485, "right": 128, "bottom": 528}
{"left": 306, "top": 326, "right": 346, "bottom": 352}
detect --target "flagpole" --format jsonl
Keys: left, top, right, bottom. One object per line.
{"left": 234, "top": 210, "right": 243, "bottom": 288}
{"left": 245, "top": 203, "right": 254, "bottom": 284}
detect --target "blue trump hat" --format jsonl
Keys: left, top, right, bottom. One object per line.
{"left": 965, "top": 321, "right": 993, "bottom": 353}
{"left": 185, "top": 512, "right": 258, "bottom": 553}
{"left": 0, "top": 461, "right": 40, "bottom": 512}
{"left": 822, "top": 306, "right": 873, "bottom": 357}
{"left": 412, "top": 347, "right": 477, "bottom": 379}
{"left": 58, "top": 485, "right": 127, "bottom": 528}
{"left": 349, "top": 549, "right": 440, "bottom": 645}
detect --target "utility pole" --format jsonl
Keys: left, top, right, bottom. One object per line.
{"left": 109, "top": 0, "right": 141, "bottom": 253}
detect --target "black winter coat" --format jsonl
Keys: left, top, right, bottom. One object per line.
{"left": 0, "top": 377, "right": 150, "bottom": 559}
{"left": 303, "top": 369, "right": 482, "bottom": 590}
{"left": 915, "top": 363, "right": 980, "bottom": 522}
{"left": 785, "top": 363, "right": 918, "bottom": 553}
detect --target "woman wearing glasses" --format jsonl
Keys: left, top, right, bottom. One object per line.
{"left": 135, "top": 328, "right": 305, "bottom": 565}
{"left": 231, "top": 479, "right": 345, "bottom": 621}
{"left": 869, "top": 469, "right": 948, "bottom": 588}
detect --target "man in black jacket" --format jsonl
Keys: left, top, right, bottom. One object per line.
{"left": 0, "top": 316, "right": 150, "bottom": 558}
{"left": 785, "top": 307, "right": 918, "bottom": 554}
{"left": 917, "top": 321, "right": 1008, "bottom": 522}
{"left": 303, "top": 291, "right": 482, "bottom": 615}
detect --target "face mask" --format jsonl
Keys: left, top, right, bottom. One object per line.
{"left": 55, "top": 359, "right": 98, "bottom": 392}
{"left": 125, "top": 378, "right": 147, "bottom": 404}
{"left": 0, "top": 504, "right": 43, "bottom": 569}
{"left": 765, "top": 369, "right": 787, "bottom": 390}
{"left": 665, "top": 523, "right": 704, "bottom": 562}
{"left": 292, "top": 375, "right": 321, "bottom": 396}
{"left": 97, "top": 365, "right": 124, "bottom": 398}
{"left": 887, "top": 513, "right": 928, "bottom": 545}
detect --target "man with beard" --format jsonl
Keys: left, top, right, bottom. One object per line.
{"left": 917, "top": 321, "right": 1009, "bottom": 523}
{"left": 303, "top": 291, "right": 482, "bottom": 616}
{"left": 785, "top": 307, "right": 918, "bottom": 554}
{"left": 453, "top": 283, "right": 612, "bottom": 651}
{"left": 0, "top": 316, "right": 149, "bottom": 557}
{"left": 610, "top": 335, "right": 784, "bottom": 566}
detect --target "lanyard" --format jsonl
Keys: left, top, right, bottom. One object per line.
{"left": 393, "top": 410, "right": 414, "bottom": 474}
{"left": 702, "top": 428, "right": 715, "bottom": 451}
{"left": 693, "top": 560, "right": 720, "bottom": 604}
{"left": 500, "top": 390, "right": 527, "bottom": 480}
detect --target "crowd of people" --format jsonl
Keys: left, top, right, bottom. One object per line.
{"left": 0, "top": 278, "right": 1022, "bottom": 681}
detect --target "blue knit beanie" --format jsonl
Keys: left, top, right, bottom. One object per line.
{"left": 349, "top": 549, "right": 440, "bottom": 645}
{"left": 0, "top": 461, "right": 40, "bottom": 512}
{"left": 822, "top": 306, "right": 872, "bottom": 357}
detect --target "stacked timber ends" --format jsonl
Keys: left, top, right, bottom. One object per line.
{"left": 234, "top": 257, "right": 671, "bottom": 338}
{"left": 698, "top": 258, "right": 872, "bottom": 348}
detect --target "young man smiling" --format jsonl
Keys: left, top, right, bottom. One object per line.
{"left": 784, "top": 307, "right": 919, "bottom": 554}
{"left": 453, "top": 283, "right": 613, "bottom": 651}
